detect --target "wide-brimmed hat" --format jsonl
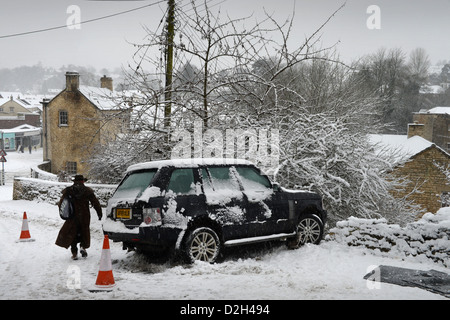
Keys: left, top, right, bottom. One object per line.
{"left": 72, "top": 174, "right": 88, "bottom": 182}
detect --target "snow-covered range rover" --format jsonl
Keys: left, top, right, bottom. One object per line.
{"left": 103, "top": 158, "right": 327, "bottom": 263}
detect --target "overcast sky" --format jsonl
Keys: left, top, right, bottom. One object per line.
{"left": 0, "top": 0, "right": 449, "bottom": 70}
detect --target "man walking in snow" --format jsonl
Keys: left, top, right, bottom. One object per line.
{"left": 55, "top": 175, "right": 103, "bottom": 260}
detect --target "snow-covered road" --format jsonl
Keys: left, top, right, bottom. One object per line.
{"left": 0, "top": 149, "right": 448, "bottom": 300}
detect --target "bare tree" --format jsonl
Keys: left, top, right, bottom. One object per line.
{"left": 408, "top": 47, "right": 431, "bottom": 83}
{"left": 358, "top": 47, "right": 433, "bottom": 133}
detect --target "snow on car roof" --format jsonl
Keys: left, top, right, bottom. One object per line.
{"left": 126, "top": 158, "right": 254, "bottom": 172}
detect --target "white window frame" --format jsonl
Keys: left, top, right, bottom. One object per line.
{"left": 59, "top": 110, "right": 69, "bottom": 126}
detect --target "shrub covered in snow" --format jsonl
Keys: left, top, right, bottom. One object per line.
{"left": 328, "top": 207, "right": 450, "bottom": 267}
{"left": 13, "top": 177, "right": 116, "bottom": 207}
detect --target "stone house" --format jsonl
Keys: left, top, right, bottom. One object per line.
{"left": 370, "top": 134, "right": 450, "bottom": 215}
{"left": 0, "top": 96, "right": 40, "bottom": 129}
{"left": 41, "top": 72, "right": 129, "bottom": 176}
{"left": 408, "top": 107, "right": 450, "bottom": 153}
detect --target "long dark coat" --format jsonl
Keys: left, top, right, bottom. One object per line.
{"left": 55, "top": 182, "right": 103, "bottom": 249}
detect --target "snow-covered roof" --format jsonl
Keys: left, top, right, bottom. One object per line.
{"left": 368, "top": 134, "right": 444, "bottom": 163}
{"left": 416, "top": 106, "right": 450, "bottom": 115}
{"left": 1, "top": 124, "right": 41, "bottom": 136}
{"left": 0, "top": 92, "right": 51, "bottom": 113}
{"left": 0, "top": 97, "right": 30, "bottom": 110}
{"left": 0, "top": 98, "right": 10, "bottom": 106}
{"left": 126, "top": 158, "right": 254, "bottom": 172}
{"left": 419, "top": 85, "right": 445, "bottom": 94}
{"left": 0, "top": 92, "right": 21, "bottom": 99}
{"left": 78, "top": 86, "right": 124, "bottom": 111}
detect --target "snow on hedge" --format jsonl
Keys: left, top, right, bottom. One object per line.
{"left": 12, "top": 177, "right": 117, "bottom": 207}
{"left": 328, "top": 207, "right": 450, "bottom": 267}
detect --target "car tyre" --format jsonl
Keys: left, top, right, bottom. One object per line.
{"left": 287, "top": 214, "right": 324, "bottom": 249}
{"left": 183, "top": 227, "right": 221, "bottom": 263}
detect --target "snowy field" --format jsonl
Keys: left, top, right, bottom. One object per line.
{"left": 0, "top": 148, "right": 448, "bottom": 302}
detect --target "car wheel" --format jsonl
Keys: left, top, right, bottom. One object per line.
{"left": 287, "top": 214, "right": 324, "bottom": 249}
{"left": 184, "top": 227, "right": 221, "bottom": 263}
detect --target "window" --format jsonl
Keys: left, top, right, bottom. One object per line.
{"left": 235, "top": 167, "right": 272, "bottom": 189}
{"left": 115, "top": 170, "right": 157, "bottom": 199}
{"left": 235, "top": 167, "right": 273, "bottom": 201}
{"left": 167, "top": 169, "right": 195, "bottom": 195}
{"left": 59, "top": 110, "right": 68, "bottom": 126}
{"left": 66, "top": 161, "right": 77, "bottom": 175}
{"left": 9, "top": 107, "right": 14, "bottom": 113}
{"left": 205, "top": 167, "right": 240, "bottom": 191}
{"left": 201, "top": 166, "right": 242, "bottom": 203}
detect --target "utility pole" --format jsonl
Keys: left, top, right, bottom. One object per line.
{"left": 164, "top": 0, "right": 175, "bottom": 129}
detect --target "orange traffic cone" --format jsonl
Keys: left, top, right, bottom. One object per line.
{"left": 94, "top": 235, "right": 115, "bottom": 290}
{"left": 17, "top": 212, "right": 35, "bottom": 242}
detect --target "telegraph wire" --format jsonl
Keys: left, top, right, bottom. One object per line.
{"left": 0, "top": 0, "right": 166, "bottom": 39}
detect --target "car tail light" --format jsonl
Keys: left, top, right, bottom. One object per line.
{"left": 143, "top": 207, "right": 162, "bottom": 226}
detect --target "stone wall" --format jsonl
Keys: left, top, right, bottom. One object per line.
{"left": 13, "top": 177, "right": 117, "bottom": 207}
{"left": 411, "top": 112, "right": 450, "bottom": 152}
{"left": 391, "top": 146, "right": 450, "bottom": 214}
{"left": 30, "top": 161, "right": 54, "bottom": 180}
{"left": 329, "top": 209, "right": 450, "bottom": 267}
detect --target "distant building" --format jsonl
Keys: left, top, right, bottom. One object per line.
{"left": 419, "top": 84, "right": 445, "bottom": 95}
{"left": 0, "top": 96, "right": 40, "bottom": 129}
{"left": 0, "top": 124, "right": 41, "bottom": 151}
{"left": 42, "top": 72, "right": 130, "bottom": 176}
{"left": 408, "top": 107, "right": 450, "bottom": 153}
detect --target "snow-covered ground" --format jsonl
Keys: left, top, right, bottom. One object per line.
{"left": 0, "top": 149, "right": 448, "bottom": 300}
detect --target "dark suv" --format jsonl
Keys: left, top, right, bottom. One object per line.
{"left": 103, "top": 158, "right": 327, "bottom": 263}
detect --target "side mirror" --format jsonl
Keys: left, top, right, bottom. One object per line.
{"left": 272, "top": 183, "right": 280, "bottom": 192}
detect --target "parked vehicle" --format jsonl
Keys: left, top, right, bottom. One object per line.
{"left": 103, "top": 158, "right": 327, "bottom": 263}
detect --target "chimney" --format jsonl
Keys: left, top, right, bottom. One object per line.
{"left": 65, "top": 72, "right": 80, "bottom": 92}
{"left": 100, "top": 75, "right": 113, "bottom": 91}
{"left": 407, "top": 121, "right": 425, "bottom": 139}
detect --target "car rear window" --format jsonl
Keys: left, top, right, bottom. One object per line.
{"left": 114, "top": 170, "right": 157, "bottom": 199}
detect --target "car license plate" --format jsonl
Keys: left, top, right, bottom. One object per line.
{"left": 116, "top": 208, "right": 131, "bottom": 219}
